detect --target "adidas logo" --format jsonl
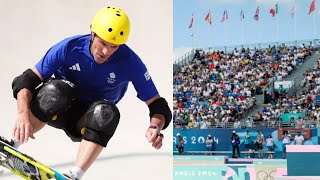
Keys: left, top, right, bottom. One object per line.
{"left": 69, "top": 63, "right": 81, "bottom": 71}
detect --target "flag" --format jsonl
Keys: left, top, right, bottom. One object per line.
{"left": 205, "top": 10, "right": 211, "bottom": 25}
{"left": 308, "top": 0, "right": 315, "bottom": 15}
{"left": 290, "top": 5, "right": 296, "bottom": 18}
{"left": 270, "top": 9, "right": 275, "bottom": 17}
{"left": 254, "top": 6, "right": 260, "bottom": 21}
{"left": 221, "top": 10, "right": 228, "bottom": 23}
{"left": 240, "top": 10, "right": 245, "bottom": 21}
{"left": 270, "top": 3, "right": 278, "bottom": 17}
{"left": 189, "top": 13, "right": 194, "bottom": 28}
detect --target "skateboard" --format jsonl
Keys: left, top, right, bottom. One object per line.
{"left": 0, "top": 141, "right": 67, "bottom": 180}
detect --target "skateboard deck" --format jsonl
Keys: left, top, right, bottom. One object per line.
{"left": 0, "top": 141, "right": 67, "bottom": 180}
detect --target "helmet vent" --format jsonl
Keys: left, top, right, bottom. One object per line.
{"left": 107, "top": 7, "right": 110, "bottom": 8}
{"left": 116, "top": 14, "right": 121, "bottom": 16}
{"left": 108, "top": 28, "right": 113, "bottom": 32}
{"left": 120, "top": 31, "right": 123, "bottom": 36}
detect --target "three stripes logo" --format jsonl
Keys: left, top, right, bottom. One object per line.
{"left": 69, "top": 63, "right": 81, "bottom": 71}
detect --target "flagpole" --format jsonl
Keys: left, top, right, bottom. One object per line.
{"left": 258, "top": 9, "right": 262, "bottom": 44}
{"left": 194, "top": 13, "right": 196, "bottom": 50}
{"left": 189, "top": 13, "right": 194, "bottom": 51}
{"left": 276, "top": 1, "right": 279, "bottom": 42}
{"left": 244, "top": 16, "right": 246, "bottom": 44}
{"left": 226, "top": 12, "right": 228, "bottom": 47}
{"left": 242, "top": 17, "right": 244, "bottom": 44}
{"left": 294, "top": 0, "right": 297, "bottom": 42}
{"left": 191, "top": 32, "right": 194, "bottom": 50}
{"left": 210, "top": 22, "right": 213, "bottom": 48}
{"left": 314, "top": 3, "right": 316, "bottom": 40}
{"left": 257, "top": 4, "right": 261, "bottom": 44}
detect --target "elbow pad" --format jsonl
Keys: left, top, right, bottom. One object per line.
{"left": 12, "top": 69, "right": 42, "bottom": 99}
{"left": 148, "top": 97, "right": 172, "bottom": 130}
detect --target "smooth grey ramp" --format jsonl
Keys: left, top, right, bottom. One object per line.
{"left": 0, "top": 1, "right": 173, "bottom": 180}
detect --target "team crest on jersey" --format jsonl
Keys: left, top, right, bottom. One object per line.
{"left": 107, "top": 72, "right": 116, "bottom": 84}
{"left": 144, "top": 71, "right": 151, "bottom": 81}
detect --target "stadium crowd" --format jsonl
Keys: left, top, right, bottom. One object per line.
{"left": 258, "top": 57, "right": 320, "bottom": 129}
{"left": 173, "top": 42, "right": 316, "bottom": 129}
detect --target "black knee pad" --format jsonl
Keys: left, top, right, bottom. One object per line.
{"left": 30, "top": 79, "right": 76, "bottom": 127}
{"left": 83, "top": 100, "right": 120, "bottom": 147}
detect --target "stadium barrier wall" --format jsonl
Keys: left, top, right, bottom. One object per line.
{"left": 173, "top": 128, "right": 320, "bottom": 153}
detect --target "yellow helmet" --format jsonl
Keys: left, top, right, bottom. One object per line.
{"left": 91, "top": 6, "right": 130, "bottom": 45}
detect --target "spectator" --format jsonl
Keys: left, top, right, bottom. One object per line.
{"left": 294, "top": 131, "right": 304, "bottom": 145}
{"left": 255, "top": 130, "right": 264, "bottom": 159}
{"left": 231, "top": 130, "right": 241, "bottom": 158}
{"left": 278, "top": 84, "right": 286, "bottom": 98}
{"left": 282, "top": 131, "right": 291, "bottom": 159}
{"left": 176, "top": 133, "right": 184, "bottom": 155}
{"left": 205, "top": 135, "right": 214, "bottom": 155}
{"left": 246, "top": 117, "right": 254, "bottom": 128}
{"left": 193, "top": 49, "right": 201, "bottom": 60}
{"left": 266, "top": 135, "right": 274, "bottom": 159}
{"left": 244, "top": 130, "right": 251, "bottom": 158}
{"left": 234, "top": 119, "right": 241, "bottom": 129}
{"left": 173, "top": 43, "right": 313, "bottom": 130}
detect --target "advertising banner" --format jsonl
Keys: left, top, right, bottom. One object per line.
{"left": 173, "top": 128, "right": 319, "bottom": 152}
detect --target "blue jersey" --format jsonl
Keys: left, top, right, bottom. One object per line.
{"left": 35, "top": 34, "right": 158, "bottom": 104}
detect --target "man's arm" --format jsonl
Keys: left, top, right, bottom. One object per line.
{"left": 14, "top": 67, "right": 44, "bottom": 113}
{"left": 144, "top": 94, "right": 172, "bottom": 150}
{"left": 145, "top": 94, "right": 172, "bottom": 130}
{"left": 12, "top": 67, "right": 44, "bottom": 143}
{"left": 145, "top": 94, "right": 165, "bottom": 129}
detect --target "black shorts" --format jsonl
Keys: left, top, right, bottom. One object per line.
{"left": 178, "top": 147, "right": 184, "bottom": 153}
{"left": 255, "top": 143, "right": 263, "bottom": 150}
{"left": 31, "top": 98, "right": 91, "bottom": 142}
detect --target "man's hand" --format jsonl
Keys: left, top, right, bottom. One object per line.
{"left": 145, "top": 126, "right": 163, "bottom": 150}
{"left": 13, "top": 112, "right": 35, "bottom": 144}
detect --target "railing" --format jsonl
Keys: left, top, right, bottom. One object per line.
{"left": 173, "top": 38, "right": 320, "bottom": 68}
{"left": 173, "top": 150, "right": 275, "bottom": 156}
{"left": 174, "top": 120, "right": 319, "bottom": 129}
{"left": 174, "top": 49, "right": 195, "bottom": 65}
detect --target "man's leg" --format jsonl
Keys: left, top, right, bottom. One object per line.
{"left": 66, "top": 100, "right": 120, "bottom": 179}
{"left": 28, "top": 78, "right": 76, "bottom": 137}
{"left": 246, "top": 147, "right": 249, "bottom": 158}
{"left": 29, "top": 112, "right": 46, "bottom": 134}
{"left": 75, "top": 140, "right": 103, "bottom": 172}
{"left": 232, "top": 145, "right": 235, "bottom": 158}
{"left": 237, "top": 145, "right": 240, "bottom": 158}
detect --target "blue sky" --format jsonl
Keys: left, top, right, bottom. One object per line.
{"left": 174, "top": 0, "right": 320, "bottom": 60}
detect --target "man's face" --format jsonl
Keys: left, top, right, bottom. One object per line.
{"left": 90, "top": 33, "right": 119, "bottom": 64}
